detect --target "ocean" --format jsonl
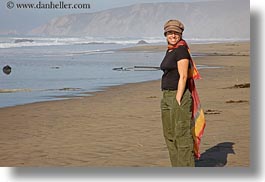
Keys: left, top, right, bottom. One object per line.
{"left": 0, "top": 35, "right": 238, "bottom": 108}
{"left": 0, "top": 36, "right": 168, "bottom": 108}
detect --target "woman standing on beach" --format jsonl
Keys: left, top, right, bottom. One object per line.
{"left": 160, "top": 19, "right": 195, "bottom": 167}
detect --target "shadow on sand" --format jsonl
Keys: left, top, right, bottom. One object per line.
{"left": 195, "top": 142, "right": 235, "bottom": 167}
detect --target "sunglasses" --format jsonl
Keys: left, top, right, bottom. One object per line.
{"left": 166, "top": 31, "right": 181, "bottom": 36}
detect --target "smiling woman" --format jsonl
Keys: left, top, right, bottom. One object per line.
{"left": 160, "top": 19, "right": 194, "bottom": 167}
{"left": 160, "top": 19, "right": 206, "bottom": 167}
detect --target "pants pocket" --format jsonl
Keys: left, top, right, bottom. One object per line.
{"left": 161, "top": 98, "right": 174, "bottom": 139}
{"left": 175, "top": 119, "right": 191, "bottom": 137}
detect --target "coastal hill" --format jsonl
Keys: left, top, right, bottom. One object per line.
{"left": 29, "top": 0, "right": 249, "bottom": 39}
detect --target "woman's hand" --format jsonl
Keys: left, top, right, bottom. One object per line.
{"left": 176, "top": 95, "right": 181, "bottom": 105}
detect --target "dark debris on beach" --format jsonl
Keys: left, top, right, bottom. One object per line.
{"left": 225, "top": 100, "right": 249, "bottom": 104}
{"left": 223, "top": 83, "right": 250, "bottom": 89}
{"left": 204, "top": 109, "right": 221, "bottom": 115}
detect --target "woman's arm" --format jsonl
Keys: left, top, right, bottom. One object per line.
{"left": 176, "top": 59, "right": 189, "bottom": 105}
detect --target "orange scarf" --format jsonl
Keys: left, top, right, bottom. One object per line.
{"left": 168, "top": 40, "right": 206, "bottom": 159}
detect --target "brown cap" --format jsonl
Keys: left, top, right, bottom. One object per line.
{"left": 164, "top": 19, "right": 184, "bottom": 36}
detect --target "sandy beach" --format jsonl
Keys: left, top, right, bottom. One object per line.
{"left": 0, "top": 42, "right": 250, "bottom": 167}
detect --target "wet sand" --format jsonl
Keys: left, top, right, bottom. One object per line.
{"left": 0, "top": 42, "right": 250, "bottom": 167}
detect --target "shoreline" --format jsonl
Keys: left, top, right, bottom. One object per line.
{"left": 0, "top": 79, "right": 162, "bottom": 109}
{"left": 0, "top": 41, "right": 250, "bottom": 166}
{"left": 0, "top": 41, "right": 249, "bottom": 109}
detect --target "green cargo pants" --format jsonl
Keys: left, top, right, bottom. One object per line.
{"left": 161, "top": 89, "right": 195, "bottom": 167}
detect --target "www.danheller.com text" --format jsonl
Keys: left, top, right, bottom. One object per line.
{"left": 6, "top": 1, "right": 91, "bottom": 10}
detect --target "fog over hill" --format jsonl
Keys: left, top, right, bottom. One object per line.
{"left": 29, "top": 0, "right": 249, "bottom": 40}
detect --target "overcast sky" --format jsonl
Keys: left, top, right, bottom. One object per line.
{"left": 1, "top": 0, "right": 218, "bottom": 33}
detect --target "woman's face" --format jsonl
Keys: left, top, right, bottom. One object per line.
{"left": 166, "top": 31, "right": 181, "bottom": 45}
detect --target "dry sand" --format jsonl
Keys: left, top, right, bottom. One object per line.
{"left": 0, "top": 42, "right": 250, "bottom": 167}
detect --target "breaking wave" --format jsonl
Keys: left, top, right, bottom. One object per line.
{"left": 0, "top": 36, "right": 165, "bottom": 49}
